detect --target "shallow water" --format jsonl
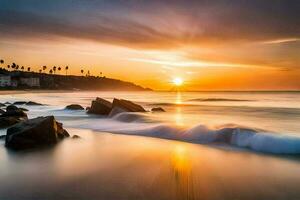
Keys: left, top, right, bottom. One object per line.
{"left": 1, "top": 91, "right": 300, "bottom": 199}
{"left": 1, "top": 129, "right": 300, "bottom": 200}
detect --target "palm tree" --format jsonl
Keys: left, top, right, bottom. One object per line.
{"left": 49, "top": 69, "right": 53, "bottom": 74}
{"left": 58, "top": 67, "right": 61, "bottom": 74}
{"left": 27, "top": 67, "right": 31, "bottom": 72}
{"left": 0, "top": 59, "right": 4, "bottom": 68}
{"left": 43, "top": 65, "right": 47, "bottom": 73}
{"left": 65, "top": 66, "right": 69, "bottom": 75}
{"left": 53, "top": 66, "right": 56, "bottom": 74}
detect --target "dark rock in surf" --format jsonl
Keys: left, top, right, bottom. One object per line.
{"left": 112, "top": 98, "right": 146, "bottom": 112}
{"left": 65, "top": 104, "right": 84, "bottom": 110}
{"left": 87, "top": 97, "right": 112, "bottom": 115}
{"left": 5, "top": 116, "right": 69, "bottom": 150}
{"left": 19, "top": 107, "right": 29, "bottom": 112}
{"left": 0, "top": 108, "right": 5, "bottom": 114}
{"left": 0, "top": 103, "right": 5, "bottom": 107}
{"left": 72, "top": 135, "right": 81, "bottom": 139}
{"left": 13, "top": 101, "right": 27, "bottom": 105}
{"left": 151, "top": 107, "right": 165, "bottom": 112}
{"left": 26, "top": 101, "right": 43, "bottom": 106}
{"left": 0, "top": 105, "right": 28, "bottom": 128}
{"left": 4, "top": 102, "right": 11, "bottom": 105}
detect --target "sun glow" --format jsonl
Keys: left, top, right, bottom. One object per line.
{"left": 173, "top": 77, "right": 183, "bottom": 86}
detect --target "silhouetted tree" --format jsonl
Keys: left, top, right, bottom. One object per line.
{"left": 49, "top": 69, "right": 53, "bottom": 74}
{"left": 21, "top": 66, "right": 24, "bottom": 71}
{"left": 0, "top": 59, "right": 4, "bottom": 68}
{"left": 27, "top": 67, "right": 31, "bottom": 72}
{"left": 43, "top": 65, "right": 47, "bottom": 73}
{"left": 16, "top": 65, "right": 19, "bottom": 70}
{"left": 7, "top": 65, "right": 10, "bottom": 70}
{"left": 81, "top": 69, "right": 84, "bottom": 75}
{"left": 58, "top": 67, "right": 61, "bottom": 74}
{"left": 53, "top": 66, "right": 56, "bottom": 74}
{"left": 39, "top": 69, "right": 42, "bottom": 73}
{"left": 11, "top": 63, "right": 16, "bottom": 69}
{"left": 65, "top": 66, "right": 69, "bottom": 75}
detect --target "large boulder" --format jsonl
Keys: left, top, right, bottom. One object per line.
{"left": 5, "top": 116, "right": 69, "bottom": 150}
{"left": 65, "top": 104, "right": 84, "bottom": 110}
{"left": 112, "top": 98, "right": 146, "bottom": 112}
{"left": 87, "top": 97, "right": 112, "bottom": 115}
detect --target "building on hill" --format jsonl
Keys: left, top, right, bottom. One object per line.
{"left": 0, "top": 75, "right": 11, "bottom": 87}
{"left": 20, "top": 77, "right": 40, "bottom": 87}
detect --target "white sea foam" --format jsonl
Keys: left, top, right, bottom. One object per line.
{"left": 65, "top": 112, "right": 300, "bottom": 155}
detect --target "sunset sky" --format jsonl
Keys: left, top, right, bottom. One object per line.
{"left": 0, "top": 0, "right": 299, "bottom": 90}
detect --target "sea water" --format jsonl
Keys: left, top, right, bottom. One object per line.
{"left": 0, "top": 91, "right": 300, "bottom": 154}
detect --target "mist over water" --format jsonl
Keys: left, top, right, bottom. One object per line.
{"left": 1, "top": 91, "right": 300, "bottom": 154}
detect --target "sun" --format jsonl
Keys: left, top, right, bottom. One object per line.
{"left": 173, "top": 77, "right": 183, "bottom": 86}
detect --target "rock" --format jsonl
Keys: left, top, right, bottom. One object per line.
{"left": 0, "top": 108, "right": 5, "bottom": 114}
{"left": 0, "top": 117, "right": 24, "bottom": 128}
{"left": 87, "top": 97, "right": 112, "bottom": 115}
{"left": 13, "top": 101, "right": 27, "bottom": 105}
{"left": 0, "top": 103, "right": 5, "bottom": 107}
{"left": 65, "top": 104, "right": 84, "bottom": 110}
{"left": 72, "top": 135, "right": 81, "bottom": 139}
{"left": 0, "top": 105, "right": 28, "bottom": 128}
{"left": 26, "top": 101, "right": 43, "bottom": 106}
{"left": 0, "top": 135, "right": 5, "bottom": 140}
{"left": 19, "top": 107, "right": 29, "bottom": 112}
{"left": 108, "top": 107, "right": 127, "bottom": 117}
{"left": 4, "top": 105, "right": 28, "bottom": 118}
{"left": 112, "top": 98, "right": 146, "bottom": 112}
{"left": 4, "top": 102, "right": 11, "bottom": 105}
{"left": 5, "top": 116, "right": 69, "bottom": 150}
{"left": 151, "top": 107, "right": 165, "bottom": 112}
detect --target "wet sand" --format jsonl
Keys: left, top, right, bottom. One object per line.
{"left": 1, "top": 128, "right": 300, "bottom": 200}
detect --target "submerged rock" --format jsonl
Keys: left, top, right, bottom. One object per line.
{"left": 13, "top": 101, "right": 27, "bottom": 105}
{"left": 5, "top": 116, "right": 69, "bottom": 150}
{"left": 72, "top": 135, "right": 81, "bottom": 139}
{"left": 26, "top": 101, "right": 43, "bottom": 106}
{"left": 87, "top": 97, "right": 112, "bottom": 115}
{"left": 151, "top": 107, "right": 165, "bottom": 112}
{"left": 112, "top": 98, "right": 146, "bottom": 112}
{"left": 65, "top": 104, "right": 84, "bottom": 110}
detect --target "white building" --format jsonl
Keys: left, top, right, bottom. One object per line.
{"left": 0, "top": 75, "right": 11, "bottom": 87}
{"left": 20, "top": 77, "right": 40, "bottom": 87}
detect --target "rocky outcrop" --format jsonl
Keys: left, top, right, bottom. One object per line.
{"left": 65, "top": 104, "right": 84, "bottom": 110}
{"left": 0, "top": 105, "right": 28, "bottom": 128}
{"left": 0, "top": 108, "right": 5, "bottom": 114}
{"left": 112, "top": 98, "right": 146, "bottom": 112}
{"left": 151, "top": 107, "right": 165, "bottom": 112}
{"left": 5, "top": 116, "right": 69, "bottom": 150}
{"left": 0, "top": 103, "right": 5, "bottom": 107}
{"left": 87, "top": 97, "right": 112, "bottom": 115}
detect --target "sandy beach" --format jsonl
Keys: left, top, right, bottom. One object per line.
{"left": 1, "top": 128, "right": 300, "bottom": 200}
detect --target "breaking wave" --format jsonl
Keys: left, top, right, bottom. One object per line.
{"left": 70, "top": 112, "right": 300, "bottom": 155}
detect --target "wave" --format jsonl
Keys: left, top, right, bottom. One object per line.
{"left": 187, "top": 98, "right": 252, "bottom": 102}
{"left": 70, "top": 112, "right": 300, "bottom": 155}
